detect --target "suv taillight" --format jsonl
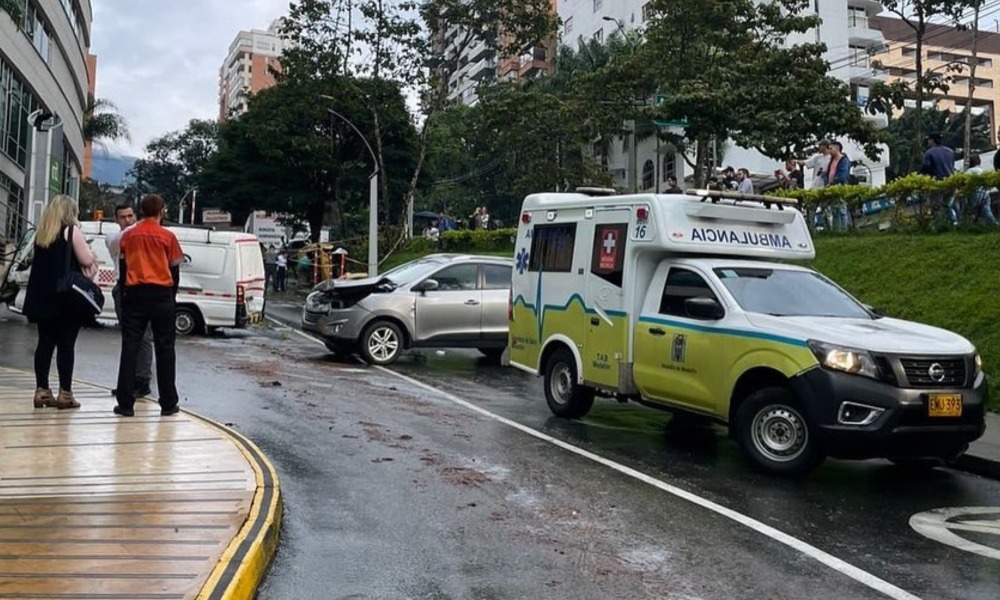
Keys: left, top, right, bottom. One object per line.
{"left": 236, "top": 285, "right": 245, "bottom": 304}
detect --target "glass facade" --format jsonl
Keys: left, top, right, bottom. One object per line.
{"left": 0, "top": 170, "right": 26, "bottom": 246}
{"left": 0, "top": 60, "right": 38, "bottom": 169}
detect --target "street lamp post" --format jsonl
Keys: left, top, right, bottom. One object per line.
{"left": 319, "top": 95, "right": 380, "bottom": 278}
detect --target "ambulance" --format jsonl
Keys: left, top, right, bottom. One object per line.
{"left": 4, "top": 222, "right": 266, "bottom": 335}
{"left": 509, "top": 189, "right": 988, "bottom": 475}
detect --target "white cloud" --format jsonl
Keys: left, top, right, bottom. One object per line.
{"left": 90, "top": 0, "right": 290, "bottom": 157}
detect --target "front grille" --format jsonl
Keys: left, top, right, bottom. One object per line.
{"left": 899, "top": 357, "right": 966, "bottom": 388}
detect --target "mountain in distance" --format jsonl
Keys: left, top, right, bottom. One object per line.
{"left": 90, "top": 152, "right": 137, "bottom": 187}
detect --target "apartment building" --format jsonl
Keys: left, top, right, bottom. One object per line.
{"left": 218, "top": 21, "right": 285, "bottom": 121}
{"left": 1, "top": 0, "right": 92, "bottom": 253}
{"left": 873, "top": 15, "right": 1000, "bottom": 144}
{"left": 557, "top": 0, "right": 890, "bottom": 189}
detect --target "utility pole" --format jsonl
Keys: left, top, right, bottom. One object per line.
{"left": 964, "top": 1, "right": 981, "bottom": 167}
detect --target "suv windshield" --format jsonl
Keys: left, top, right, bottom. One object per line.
{"left": 383, "top": 259, "right": 446, "bottom": 285}
{"left": 714, "top": 267, "right": 871, "bottom": 318}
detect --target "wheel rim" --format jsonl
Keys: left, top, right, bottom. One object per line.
{"left": 367, "top": 327, "right": 399, "bottom": 362}
{"left": 751, "top": 404, "right": 808, "bottom": 463}
{"left": 176, "top": 313, "right": 193, "bottom": 334}
{"left": 549, "top": 362, "right": 573, "bottom": 406}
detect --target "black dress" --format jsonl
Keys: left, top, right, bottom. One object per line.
{"left": 23, "top": 227, "right": 80, "bottom": 324}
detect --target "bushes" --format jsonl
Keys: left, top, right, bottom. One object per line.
{"left": 406, "top": 228, "right": 517, "bottom": 255}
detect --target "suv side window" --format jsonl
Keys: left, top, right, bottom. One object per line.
{"left": 483, "top": 264, "right": 512, "bottom": 290}
{"left": 660, "top": 268, "right": 720, "bottom": 318}
{"left": 431, "top": 264, "right": 479, "bottom": 291}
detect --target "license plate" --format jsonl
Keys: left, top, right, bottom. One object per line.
{"left": 928, "top": 394, "right": 963, "bottom": 417}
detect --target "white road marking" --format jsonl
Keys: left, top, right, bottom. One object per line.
{"left": 910, "top": 507, "right": 1000, "bottom": 561}
{"left": 268, "top": 316, "right": 922, "bottom": 600}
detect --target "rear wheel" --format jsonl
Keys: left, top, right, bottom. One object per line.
{"left": 543, "top": 348, "right": 595, "bottom": 419}
{"left": 735, "top": 387, "right": 824, "bottom": 475}
{"left": 175, "top": 306, "right": 200, "bottom": 336}
{"left": 360, "top": 321, "right": 403, "bottom": 365}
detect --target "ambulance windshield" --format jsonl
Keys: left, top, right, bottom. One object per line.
{"left": 714, "top": 267, "right": 871, "bottom": 319}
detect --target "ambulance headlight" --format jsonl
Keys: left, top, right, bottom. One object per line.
{"left": 808, "top": 341, "right": 880, "bottom": 380}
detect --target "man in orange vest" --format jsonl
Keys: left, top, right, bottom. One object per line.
{"left": 114, "top": 194, "right": 184, "bottom": 417}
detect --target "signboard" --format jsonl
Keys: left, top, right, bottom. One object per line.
{"left": 202, "top": 209, "right": 232, "bottom": 224}
{"left": 48, "top": 158, "right": 63, "bottom": 193}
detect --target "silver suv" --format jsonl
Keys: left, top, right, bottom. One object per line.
{"left": 302, "top": 254, "right": 513, "bottom": 365}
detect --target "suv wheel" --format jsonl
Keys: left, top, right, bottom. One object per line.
{"left": 735, "top": 387, "right": 824, "bottom": 475}
{"left": 543, "top": 348, "right": 595, "bottom": 419}
{"left": 361, "top": 321, "right": 403, "bottom": 365}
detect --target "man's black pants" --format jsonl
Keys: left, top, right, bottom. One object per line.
{"left": 116, "top": 285, "right": 178, "bottom": 412}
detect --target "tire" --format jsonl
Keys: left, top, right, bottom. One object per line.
{"left": 360, "top": 321, "right": 404, "bottom": 365}
{"left": 543, "top": 348, "right": 595, "bottom": 419}
{"left": 175, "top": 306, "right": 200, "bottom": 336}
{"left": 734, "top": 387, "right": 824, "bottom": 475}
{"left": 478, "top": 347, "right": 505, "bottom": 363}
{"left": 889, "top": 444, "right": 967, "bottom": 470}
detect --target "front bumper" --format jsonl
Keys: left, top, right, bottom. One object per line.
{"left": 301, "top": 304, "right": 367, "bottom": 342}
{"left": 790, "top": 366, "right": 988, "bottom": 459}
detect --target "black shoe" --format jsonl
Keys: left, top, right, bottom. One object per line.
{"left": 113, "top": 405, "right": 135, "bottom": 417}
{"left": 160, "top": 405, "right": 180, "bottom": 416}
{"left": 135, "top": 381, "right": 152, "bottom": 398}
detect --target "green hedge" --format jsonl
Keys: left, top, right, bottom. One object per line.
{"left": 406, "top": 228, "right": 517, "bottom": 254}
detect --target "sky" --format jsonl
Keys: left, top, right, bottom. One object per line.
{"left": 90, "top": 0, "right": 292, "bottom": 158}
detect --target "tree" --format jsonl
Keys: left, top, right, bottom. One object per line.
{"left": 128, "top": 120, "right": 218, "bottom": 219}
{"left": 83, "top": 96, "right": 129, "bottom": 147}
{"left": 628, "top": 0, "right": 886, "bottom": 186}
{"left": 878, "top": 0, "right": 979, "bottom": 171}
{"left": 885, "top": 107, "right": 992, "bottom": 177}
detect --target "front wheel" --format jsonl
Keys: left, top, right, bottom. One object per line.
{"left": 734, "top": 387, "right": 824, "bottom": 476}
{"left": 543, "top": 348, "right": 595, "bottom": 419}
{"left": 360, "top": 321, "right": 404, "bottom": 365}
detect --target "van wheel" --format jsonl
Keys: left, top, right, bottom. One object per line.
{"left": 175, "top": 307, "right": 200, "bottom": 336}
{"left": 735, "top": 387, "right": 824, "bottom": 475}
{"left": 360, "top": 321, "right": 403, "bottom": 365}
{"left": 544, "top": 348, "right": 594, "bottom": 419}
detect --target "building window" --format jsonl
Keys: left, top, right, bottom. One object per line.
{"left": 902, "top": 47, "right": 916, "bottom": 58}
{"left": 563, "top": 17, "right": 573, "bottom": 36}
{"left": 847, "top": 6, "right": 867, "bottom": 29}
{"left": 642, "top": 160, "right": 655, "bottom": 190}
{"left": 593, "top": 0, "right": 603, "bottom": 12}
{"left": 663, "top": 153, "right": 676, "bottom": 182}
{"left": 848, "top": 45, "right": 869, "bottom": 68}
{"left": 0, "top": 170, "right": 26, "bottom": 246}
{"left": 0, "top": 60, "right": 38, "bottom": 169}
{"left": 594, "top": 28, "right": 603, "bottom": 43}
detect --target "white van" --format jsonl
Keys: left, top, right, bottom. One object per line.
{"left": 4, "top": 222, "right": 266, "bottom": 335}
{"left": 509, "top": 189, "right": 987, "bottom": 475}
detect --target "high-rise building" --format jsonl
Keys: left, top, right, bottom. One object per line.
{"left": 873, "top": 15, "right": 999, "bottom": 144}
{"left": 0, "top": 0, "right": 92, "bottom": 253}
{"left": 218, "top": 20, "right": 285, "bottom": 121}
{"left": 556, "top": 0, "right": 890, "bottom": 189}
{"left": 432, "top": 1, "right": 558, "bottom": 105}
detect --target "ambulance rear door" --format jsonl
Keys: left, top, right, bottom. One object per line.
{"left": 583, "top": 208, "right": 631, "bottom": 390}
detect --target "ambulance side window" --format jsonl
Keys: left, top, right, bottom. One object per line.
{"left": 529, "top": 224, "right": 576, "bottom": 273}
{"left": 659, "top": 268, "right": 720, "bottom": 318}
{"left": 590, "top": 224, "right": 628, "bottom": 287}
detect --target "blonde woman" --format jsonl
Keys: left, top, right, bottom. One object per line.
{"left": 23, "top": 195, "right": 98, "bottom": 409}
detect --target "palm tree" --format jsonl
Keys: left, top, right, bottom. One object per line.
{"left": 84, "top": 96, "right": 130, "bottom": 146}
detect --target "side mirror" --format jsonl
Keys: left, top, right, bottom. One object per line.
{"left": 414, "top": 279, "right": 439, "bottom": 294}
{"left": 685, "top": 296, "right": 724, "bottom": 320}
{"left": 863, "top": 303, "right": 884, "bottom": 318}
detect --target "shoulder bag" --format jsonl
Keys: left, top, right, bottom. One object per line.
{"left": 56, "top": 227, "right": 105, "bottom": 317}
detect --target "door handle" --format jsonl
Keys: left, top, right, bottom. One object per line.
{"left": 649, "top": 327, "right": 666, "bottom": 336}
{"left": 590, "top": 317, "right": 600, "bottom": 326}
{"left": 465, "top": 299, "right": 481, "bottom": 306}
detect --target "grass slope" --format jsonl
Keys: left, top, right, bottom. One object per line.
{"left": 811, "top": 232, "right": 1000, "bottom": 411}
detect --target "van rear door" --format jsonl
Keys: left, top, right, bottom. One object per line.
{"left": 237, "top": 240, "right": 266, "bottom": 318}
{"left": 583, "top": 208, "right": 631, "bottom": 389}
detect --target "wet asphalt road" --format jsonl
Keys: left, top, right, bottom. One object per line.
{"left": 1, "top": 302, "right": 999, "bottom": 600}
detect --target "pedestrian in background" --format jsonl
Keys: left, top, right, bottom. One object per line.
{"left": 105, "top": 203, "right": 153, "bottom": 398}
{"left": 275, "top": 251, "right": 288, "bottom": 292}
{"left": 965, "top": 153, "right": 997, "bottom": 225}
{"left": 23, "top": 195, "right": 98, "bottom": 410}
{"left": 114, "top": 194, "right": 183, "bottom": 417}
{"left": 921, "top": 133, "right": 958, "bottom": 224}
{"left": 825, "top": 141, "right": 853, "bottom": 231}
{"left": 264, "top": 244, "right": 277, "bottom": 290}
{"left": 736, "top": 168, "right": 754, "bottom": 194}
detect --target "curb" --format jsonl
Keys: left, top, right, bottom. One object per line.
{"left": 191, "top": 412, "right": 282, "bottom": 600}
{"left": 953, "top": 452, "right": 1000, "bottom": 481}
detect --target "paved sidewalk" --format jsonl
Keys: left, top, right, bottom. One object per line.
{"left": 0, "top": 367, "right": 280, "bottom": 600}
{"left": 957, "top": 412, "right": 1000, "bottom": 480}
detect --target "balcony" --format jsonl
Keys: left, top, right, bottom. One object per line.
{"left": 848, "top": 24, "right": 886, "bottom": 48}
{"left": 847, "top": 64, "right": 887, "bottom": 84}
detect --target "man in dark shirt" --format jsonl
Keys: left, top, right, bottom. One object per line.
{"left": 114, "top": 194, "right": 184, "bottom": 417}
{"left": 921, "top": 133, "right": 955, "bottom": 179}
{"left": 662, "top": 176, "right": 683, "bottom": 194}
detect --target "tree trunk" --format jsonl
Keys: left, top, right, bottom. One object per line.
{"left": 911, "top": 20, "right": 927, "bottom": 175}
{"left": 402, "top": 115, "right": 432, "bottom": 237}
{"left": 306, "top": 198, "right": 325, "bottom": 244}
{"left": 693, "top": 137, "right": 710, "bottom": 189}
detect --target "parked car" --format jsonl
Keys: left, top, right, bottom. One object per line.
{"left": 302, "top": 254, "right": 513, "bottom": 365}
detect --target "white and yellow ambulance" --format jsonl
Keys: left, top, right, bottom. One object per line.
{"left": 509, "top": 189, "right": 987, "bottom": 474}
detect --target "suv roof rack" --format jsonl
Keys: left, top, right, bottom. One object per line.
{"left": 689, "top": 189, "right": 798, "bottom": 209}
{"left": 575, "top": 186, "right": 618, "bottom": 196}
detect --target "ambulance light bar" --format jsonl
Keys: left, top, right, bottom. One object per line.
{"left": 689, "top": 189, "right": 799, "bottom": 208}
